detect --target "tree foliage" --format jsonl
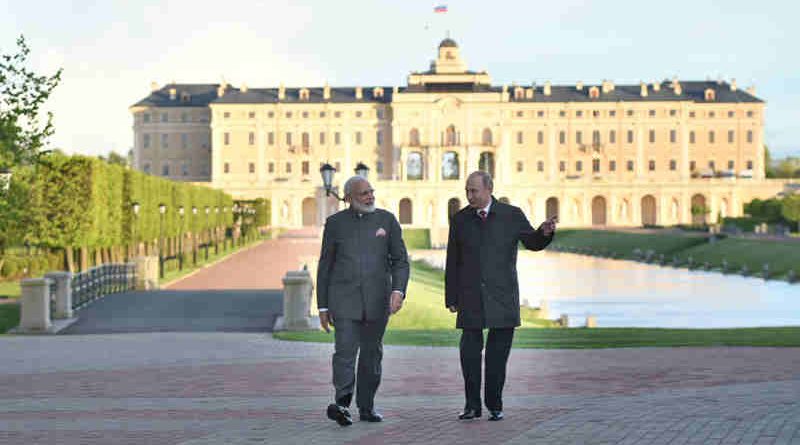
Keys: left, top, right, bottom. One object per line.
{"left": 0, "top": 35, "right": 62, "bottom": 169}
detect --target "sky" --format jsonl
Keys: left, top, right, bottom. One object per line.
{"left": 2, "top": 0, "right": 799, "bottom": 159}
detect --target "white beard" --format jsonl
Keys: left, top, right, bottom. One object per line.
{"left": 351, "top": 201, "right": 376, "bottom": 214}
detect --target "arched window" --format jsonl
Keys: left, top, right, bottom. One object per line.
{"left": 479, "top": 152, "right": 495, "bottom": 178}
{"left": 299, "top": 88, "right": 310, "bottom": 100}
{"left": 407, "top": 152, "right": 424, "bottom": 180}
{"left": 442, "top": 151, "right": 460, "bottom": 180}
{"left": 409, "top": 128, "right": 420, "bottom": 147}
{"left": 546, "top": 197, "right": 559, "bottom": 221}
{"left": 448, "top": 198, "right": 461, "bottom": 220}
{"left": 446, "top": 125, "right": 457, "bottom": 146}
{"left": 589, "top": 86, "right": 600, "bottom": 99}
{"left": 482, "top": 128, "right": 493, "bottom": 146}
{"left": 302, "top": 132, "right": 310, "bottom": 148}
{"left": 704, "top": 88, "right": 716, "bottom": 101}
{"left": 399, "top": 198, "right": 413, "bottom": 225}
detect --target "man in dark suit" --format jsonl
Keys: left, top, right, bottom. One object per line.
{"left": 317, "top": 175, "right": 409, "bottom": 426}
{"left": 445, "top": 171, "right": 557, "bottom": 421}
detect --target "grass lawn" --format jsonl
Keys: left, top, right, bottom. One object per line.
{"left": 550, "top": 229, "right": 708, "bottom": 259}
{"left": 0, "top": 304, "right": 20, "bottom": 334}
{"left": 274, "top": 326, "right": 800, "bottom": 348}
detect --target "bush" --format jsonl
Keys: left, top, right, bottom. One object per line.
{"left": 402, "top": 228, "right": 431, "bottom": 250}
{"left": 1, "top": 258, "right": 19, "bottom": 279}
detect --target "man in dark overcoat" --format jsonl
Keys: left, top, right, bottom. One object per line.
{"left": 445, "top": 171, "right": 557, "bottom": 421}
{"left": 317, "top": 175, "right": 409, "bottom": 426}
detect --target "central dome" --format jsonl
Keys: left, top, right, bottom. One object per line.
{"left": 439, "top": 38, "right": 458, "bottom": 48}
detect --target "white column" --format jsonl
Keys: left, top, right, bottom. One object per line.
{"left": 44, "top": 272, "right": 73, "bottom": 319}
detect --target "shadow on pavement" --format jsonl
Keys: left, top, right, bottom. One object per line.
{"left": 60, "top": 289, "right": 283, "bottom": 335}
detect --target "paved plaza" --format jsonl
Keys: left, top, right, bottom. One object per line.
{"left": 2, "top": 231, "right": 800, "bottom": 444}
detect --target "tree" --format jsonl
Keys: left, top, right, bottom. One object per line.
{"left": 99, "top": 150, "right": 128, "bottom": 167}
{"left": 764, "top": 145, "right": 775, "bottom": 178}
{"left": 782, "top": 194, "right": 800, "bottom": 232}
{"left": 0, "top": 35, "right": 62, "bottom": 169}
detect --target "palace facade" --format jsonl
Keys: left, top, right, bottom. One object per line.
{"left": 130, "top": 39, "right": 785, "bottom": 245}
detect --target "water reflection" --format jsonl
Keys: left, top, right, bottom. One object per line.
{"left": 412, "top": 250, "right": 800, "bottom": 328}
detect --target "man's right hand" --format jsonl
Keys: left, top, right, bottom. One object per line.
{"left": 448, "top": 305, "right": 458, "bottom": 313}
{"left": 320, "top": 312, "right": 333, "bottom": 333}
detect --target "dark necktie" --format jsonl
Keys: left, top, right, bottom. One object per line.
{"left": 478, "top": 210, "right": 487, "bottom": 222}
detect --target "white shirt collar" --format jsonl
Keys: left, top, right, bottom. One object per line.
{"left": 478, "top": 200, "right": 492, "bottom": 216}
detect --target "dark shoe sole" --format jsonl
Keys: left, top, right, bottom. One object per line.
{"left": 326, "top": 404, "right": 353, "bottom": 426}
{"left": 359, "top": 415, "right": 383, "bottom": 422}
{"left": 458, "top": 412, "right": 482, "bottom": 420}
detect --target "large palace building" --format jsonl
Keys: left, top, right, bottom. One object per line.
{"left": 130, "top": 39, "right": 785, "bottom": 245}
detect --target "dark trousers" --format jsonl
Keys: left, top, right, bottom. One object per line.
{"left": 460, "top": 328, "right": 515, "bottom": 411}
{"left": 332, "top": 317, "right": 388, "bottom": 411}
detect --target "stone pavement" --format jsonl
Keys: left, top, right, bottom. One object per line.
{"left": 2, "top": 333, "right": 800, "bottom": 444}
{"left": 4, "top": 229, "right": 800, "bottom": 443}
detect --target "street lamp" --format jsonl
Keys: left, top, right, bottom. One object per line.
{"left": 319, "top": 163, "right": 342, "bottom": 201}
{"left": 354, "top": 162, "right": 369, "bottom": 179}
{"left": 214, "top": 206, "right": 220, "bottom": 255}
{"left": 178, "top": 206, "right": 185, "bottom": 270}
{"left": 191, "top": 206, "right": 198, "bottom": 265}
{"left": 204, "top": 206, "right": 210, "bottom": 260}
{"left": 0, "top": 167, "right": 11, "bottom": 192}
{"left": 158, "top": 203, "right": 167, "bottom": 278}
{"left": 131, "top": 202, "right": 140, "bottom": 256}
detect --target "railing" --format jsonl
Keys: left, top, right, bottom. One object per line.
{"left": 71, "top": 263, "right": 136, "bottom": 310}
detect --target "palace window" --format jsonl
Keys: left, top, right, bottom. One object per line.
{"left": 377, "top": 131, "right": 383, "bottom": 145}
{"left": 223, "top": 163, "right": 229, "bottom": 174}
{"left": 728, "top": 130, "right": 735, "bottom": 144}
{"left": 609, "top": 110, "right": 616, "bottom": 117}
{"left": 181, "top": 133, "right": 188, "bottom": 149}
{"left": 517, "top": 161, "right": 524, "bottom": 172}
{"left": 161, "top": 134, "right": 168, "bottom": 148}
{"left": 592, "top": 158, "right": 600, "bottom": 173}
{"left": 482, "top": 128, "right": 493, "bottom": 146}
{"left": 728, "top": 111, "right": 735, "bottom": 118}
{"left": 537, "top": 131, "right": 544, "bottom": 145}
{"left": 355, "top": 131, "right": 363, "bottom": 145}
{"left": 143, "top": 113, "right": 151, "bottom": 123}
{"left": 747, "top": 130, "right": 753, "bottom": 143}
{"left": 576, "top": 160, "right": 583, "bottom": 172}
{"left": 537, "top": 110, "right": 544, "bottom": 117}
{"left": 609, "top": 160, "right": 616, "bottom": 171}
{"left": 649, "top": 160, "right": 656, "bottom": 171}
{"left": 286, "top": 162, "right": 292, "bottom": 173}
{"left": 670, "top": 159, "right": 677, "bottom": 171}
{"left": 249, "top": 112, "right": 255, "bottom": 119}
{"left": 627, "top": 160, "right": 634, "bottom": 171}
{"left": 407, "top": 152, "right": 424, "bottom": 180}
{"left": 559, "top": 161, "right": 566, "bottom": 172}
{"left": 559, "top": 111, "right": 566, "bottom": 118}
{"left": 268, "top": 111, "right": 274, "bottom": 118}
{"left": 162, "top": 163, "right": 170, "bottom": 176}
{"left": 224, "top": 133, "right": 230, "bottom": 146}
{"left": 268, "top": 162, "right": 274, "bottom": 173}
{"left": 286, "top": 112, "right": 292, "bottom": 118}
{"left": 249, "top": 163, "right": 255, "bottom": 174}
{"left": 689, "top": 131, "right": 696, "bottom": 144}
{"left": 302, "top": 161, "right": 309, "bottom": 175}
{"left": 649, "top": 109, "right": 656, "bottom": 117}
{"left": 627, "top": 130, "right": 634, "bottom": 144}
{"left": 728, "top": 160, "right": 735, "bottom": 170}
{"left": 302, "top": 111, "right": 309, "bottom": 118}
{"left": 335, "top": 132, "right": 341, "bottom": 145}
{"left": 690, "top": 161, "right": 696, "bottom": 171}
{"left": 649, "top": 129, "right": 656, "bottom": 143}
{"left": 576, "top": 131, "right": 583, "bottom": 145}
{"left": 143, "top": 134, "right": 151, "bottom": 149}
{"left": 249, "top": 132, "right": 255, "bottom": 145}
{"left": 286, "top": 132, "right": 292, "bottom": 146}
{"left": 559, "top": 131, "right": 566, "bottom": 144}
{"left": 161, "top": 113, "right": 168, "bottom": 122}
{"left": 747, "top": 160, "right": 753, "bottom": 170}
{"left": 516, "top": 131, "right": 523, "bottom": 144}
{"left": 143, "top": 163, "right": 151, "bottom": 174}
{"left": 334, "top": 111, "right": 342, "bottom": 118}
{"left": 689, "top": 111, "right": 696, "bottom": 118}
{"left": 302, "top": 132, "right": 310, "bottom": 148}
{"left": 223, "top": 112, "right": 230, "bottom": 119}
{"left": 320, "top": 132, "right": 326, "bottom": 145}
{"left": 670, "top": 109, "right": 677, "bottom": 117}
{"left": 576, "top": 110, "right": 583, "bottom": 118}
{"left": 670, "top": 129, "right": 676, "bottom": 143}
{"left": 627, "top": 110, "right": 634, "bottom": 117}
{"left": 537, "top": 161, "right": 544, "bottom": 172}
{"left": 409, "top": 128, "right": 420, "bottom": 146}
{"left": 609, "top": 130, "right": 616, "bottom": 144}
{"left": 747, "top": 111, "right": 754, "bottom": 118}
{"left": 708, "top": 131, "right": 715, "bottom": 144}
{"left": 442, "top": 151, "right": 460, "bottom": 180}
{"left": 355, "top": 111, "right": 363, "bottom": 118}
{"left": 709, "top": 160, "right": 716, "bottom": 170}
{"left": 181, "top": 112, "right": 188, "bottom": 122}
{"left": 268, "top": 132, "right": 275, "bottom": 145}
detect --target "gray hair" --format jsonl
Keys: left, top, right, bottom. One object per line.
{"left": 468, "top": 170, "right": 493, "bottom": 191}
{"left": 343, "top": 175, "right": 367, "bottom": 199}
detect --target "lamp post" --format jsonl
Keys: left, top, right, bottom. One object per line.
{"left": 204, "top": 206, "right": 210, "bottom": 260}
{"left": 222, "top": 206, "right": 228, "bottom": 250}
{"left": 158, "top": 203, "right": 166, "bottom": 279}
{"left": 319, "top": 162, "right": 370, "bottom": 202}
{"left": 191, "top": 206, "right": 198, "bottom": 265}
{"left": 131, "top": 202, "right": 140, "bottom": 257}
{"left": 214, "top": 206, "right": 220, "bottom": 255}
{"left": 0, "top": 167, "right": 11, "bottom": 193}
{"left": 178, "top": 206, "right": 185, "bottom": 270}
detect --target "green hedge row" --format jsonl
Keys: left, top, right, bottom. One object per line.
{"left": 0, "top": 253, "right": 62, "bottom": 280}
{"left": 28, "top": 153, "right": 234, "bottom": 248}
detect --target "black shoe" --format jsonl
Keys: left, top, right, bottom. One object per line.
{"left": 488, "top": 410, "right": 504, "bottom": 421}
{"left": 359, "top": 409, "right": 383, "bottom": 422}
{"left": 458, "top": 408, "right": 482, "bottom": 420}
{"left": 326, "top": 404, "right": 353, "bottom": 426}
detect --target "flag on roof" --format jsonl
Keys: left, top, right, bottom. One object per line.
{"left": 434, "top": 4, "right": 448, "bottom": 13}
